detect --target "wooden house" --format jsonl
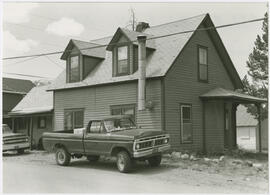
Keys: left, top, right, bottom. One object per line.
{"left": 48, "top": 13, "right": 266, "bottom": 152}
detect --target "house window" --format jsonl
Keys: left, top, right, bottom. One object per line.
{"left": 117, "top": 46, "right": 129, "bottom": 75}
{"left": 64, "top": 109, "right": 84, "bottom": 130}
{"left": 111, "top": 104, "right": 135, "bottom": 123}
{"left": 180, "top": 104, "right": 192, "bottom": 143}
{"left": 38, "top": 116, "right": 46, "bottom": 129}
{"left": 198, "top": 46, "right": 208, "bottom": 82}
{"left": 68, "top": 55, "right": 80, "bottom": 83}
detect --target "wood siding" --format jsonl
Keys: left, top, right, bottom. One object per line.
{"left": 164, "top": 24, "right": 235, "bottom": 151}
{"left": 54, "top": 79, "right": 162, "bottom": 132}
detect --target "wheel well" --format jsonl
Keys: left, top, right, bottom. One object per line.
{"left": 111, "top": 147, "right": 130, "bottom": 157}
{"left": 53, "top": 143, "right": 67, "bottom": 151}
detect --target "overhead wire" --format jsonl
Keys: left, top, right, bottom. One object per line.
{"left": 2, "top": 17, "right": 264, "bottom": 61}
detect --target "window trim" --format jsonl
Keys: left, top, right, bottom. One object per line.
{"left": 68, "top": 54, "right": 80, "bottom": 83}
{"left": 197, "top": 45, "right": 208, "bottom": 83}
{"left": 64, "top": 108, "right": 84, "bottom": 130}
{"left": 38, "top": 116, "right": 46, "bottom": 129}
{"left": 115, "top": 45, "right": 130, "bottom": 76}
{"left": 110, "top": 104, "right": 136, "bottom": 123}
{"left": 180, "top": 103, "right": 193, "bottom": 144}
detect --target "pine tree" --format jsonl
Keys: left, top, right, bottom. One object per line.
{"left": 242, "top": 12, "right": 268, "bottom": 119}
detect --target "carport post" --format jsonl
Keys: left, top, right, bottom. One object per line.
{"left": 256, "top": 103, "right": 262, "bottom": 153}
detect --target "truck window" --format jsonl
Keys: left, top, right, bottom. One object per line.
{"left": 89, "top": 121, "right": 102, "bottom": 133}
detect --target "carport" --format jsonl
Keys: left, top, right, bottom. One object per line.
{"left": 200, "top": 88, "right": 267, "bottom": 153}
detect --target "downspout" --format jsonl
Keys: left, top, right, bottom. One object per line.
{"left": 137, "top": 35, "right": 147, "bottom": 111}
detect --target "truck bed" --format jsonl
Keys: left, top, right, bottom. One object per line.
{"left": 42, "top": 131, "right": 84, "bottom": 153}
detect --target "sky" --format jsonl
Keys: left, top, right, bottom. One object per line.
{"left": 1, "top": 1, "right": 268, "bottom": 81}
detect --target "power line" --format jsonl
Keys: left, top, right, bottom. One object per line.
{"left": 5, "top": 56, "right": 40, "bottom": 66}
{"left": 3, "top": 72, "right": 53, "bottom": 79}
{"left": 3, "top": 17, "right": 264, "bottom": 61}
{"left": 44, "top": 55, "right": 64, "bottom": 69}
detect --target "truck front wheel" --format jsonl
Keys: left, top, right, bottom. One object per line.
{"left": 55, "top": 148, "right": 71, "bottom": 166}
{"left": 147, "top": 155, "right": 162, "bottom": 167}
{"left": 116, "top": 151, "right": 132, "bottom": 173}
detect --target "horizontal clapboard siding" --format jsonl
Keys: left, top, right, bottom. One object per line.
{"left": 164, "top": 24, "right": 235, "bottom": 152}
{"left": 54, "top": 79, "right": 162, "bottom": 132}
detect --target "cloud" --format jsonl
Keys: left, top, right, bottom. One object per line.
{"left": 3, "top": 31, "right": 39, "bottom": 56}
{"left": 46, "top": 17, "right": 85, "bottom": 37}
{"left": 3, "top": 3, "right": 39, "bottom": 23}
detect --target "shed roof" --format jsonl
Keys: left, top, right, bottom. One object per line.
{"left": 200, "top": 87, "right": 267, "bottom": 103}
{"left": 3, "top": 77, "right": 35, "bottom": 94}
{"left": 48, "top": 13, "right": 243, "bottom": 91}
{"left": 9, "top": 85, "right": 53, "bottom": 116}
{"left": 236, "top": 105, "right": 258, "bottom": 126}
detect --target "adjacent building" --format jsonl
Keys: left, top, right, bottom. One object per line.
{"left": 48, "top": 13, "right": 266, "bottom": 152}
{"left": 2, "top": 77, "right": 35, "bottom": 127}
{"left": 9, "top": 85, "right": 53, "bottom": 149}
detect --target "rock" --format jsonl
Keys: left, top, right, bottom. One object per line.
{"left": 171, "top": 152, "right": 181, "bottom": 159}
{"left": 244, "top": 160, "right": 253, "bottom": 167}
{"left": 204, "top": 158, "right": 211, "bottom": 162}
{"left": 219, "top": 156, "right": 225, "bottom": 161}
{"left": 181, "top": 154, "right": 189, "bottom": 160}
{"left": 253, "top": 163, "right": 263, "bottom": 170}
{"left": 245, "top": 177, "right": 250, "bottom": 181}
{"left": 212, "top": 159, "right": 219, "bottom": 163}
{"left": 232, "top": 159, "right": 243, "bottom": 165}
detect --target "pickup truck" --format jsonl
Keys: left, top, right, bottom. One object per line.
{"left": 43, "top": 115, "right": 170, "bottom": 173}
{"left": 2, "top": 124, "right": 30, "bottom": 154}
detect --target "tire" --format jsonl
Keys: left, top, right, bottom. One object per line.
{"left": 55, "top": 147, "right": 71, "bottom": 166}
{"left": 147, "top": 155, "right": 162, "bottom": 167}
{"left": 37, "top": 138, "right": 44, "bottom": 150}
{"left": 87, "top": 155, "right": 99, "bottom": 162}
{"left": 116, "top": 151, "right": 132, "bottom": 173}
{"left": 17, "top": 149, "right": 24, "bottom": 154}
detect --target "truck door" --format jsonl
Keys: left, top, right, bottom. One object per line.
{"left": 84, "top": 121, "right": 111, "bottom": 155}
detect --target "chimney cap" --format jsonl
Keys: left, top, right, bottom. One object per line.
{"left": 137, "top": 35, "right": 147, "bottom": 41}
{"left": 136, "top": 22, "right": 150, "bottom": 32}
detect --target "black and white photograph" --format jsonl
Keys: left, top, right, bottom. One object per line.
{"left": 1, "top": 1, "right": 269, "bottom": 194}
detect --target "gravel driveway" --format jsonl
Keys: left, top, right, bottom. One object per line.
{"left": 2, "top": 150, "right": 269, "bottom": 193}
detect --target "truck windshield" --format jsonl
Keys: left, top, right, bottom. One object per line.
{"left": 104, "top": 118, "right": 136, "bottom": 132}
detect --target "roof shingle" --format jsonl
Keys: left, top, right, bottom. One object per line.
{"left": 3, "top": 77, "right": 35, "bottom": 94}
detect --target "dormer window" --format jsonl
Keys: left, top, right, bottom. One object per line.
{"left": 68, "top": 55, "right": 80, "bottom": 83}
{"left": 117, "top": 46, "right": 129, "bottom": 75}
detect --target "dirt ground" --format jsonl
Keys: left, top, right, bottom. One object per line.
{"left": 2, "top": 150, "right": 269, "bottom": 193}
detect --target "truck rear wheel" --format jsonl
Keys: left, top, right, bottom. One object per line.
{"left": 87, "top": 155, "right": 99, "bottom": 162}
{"left": 55, "top": 148, "right": 70, "bottom": 166}
{"left": 147, "top": 155, "right": 162, "bottom": 167}
{"left": 116, "top": 151, "right": 132, "bottom": 173}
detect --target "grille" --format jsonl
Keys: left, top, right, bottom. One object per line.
{"left": 155, "top": 139, "right": 164, "bottom": 146}
{"left": 139, "top": 141, "right": 153, "bottom": 149}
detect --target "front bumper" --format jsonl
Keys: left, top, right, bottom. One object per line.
{"left": 3, "top": 142, "right": 30, "bottom": 152}
{"left": 133, "top": 144, "right": 170, "bottom": 158}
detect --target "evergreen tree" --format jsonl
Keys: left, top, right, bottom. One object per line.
{"left": 242, "top": 12, "right": 268, "bottom": 119}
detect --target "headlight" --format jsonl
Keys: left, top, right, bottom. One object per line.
{"left": 135, "top": 143, "right": 140, "bottom": 149}
{"left": 25, "top": 138, "right": 29, "bottom": 142}
{"left": 164, "top": 138, "right": 169, "bottom": 144}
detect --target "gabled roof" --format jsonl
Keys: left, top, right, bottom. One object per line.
{"left": 3, "top": 77, "right": 35, "bottom": 94}
{"left": 60, "top": 39, "right": 106, "bottom": 60}
{"left": 106, "top": 28, "right": 156, "bottom": 50}
{"left": 9, "top": 85, "right": 53, "bottom": 116}
{"left": 48, "top": 13, "right": 243, "bottom": 91}
{"left": 236, "top": 105, "right": 258, "bottom": 126}
{"left": 200, "top": 87, "right": 267, "bottom": 103}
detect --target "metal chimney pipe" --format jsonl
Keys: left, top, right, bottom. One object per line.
{"left": 137, "top": 35, "right": 147, "bottom": 111}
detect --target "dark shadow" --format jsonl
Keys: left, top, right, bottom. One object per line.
{"left": 2, "top": 150, "right": 32, "bottom": 157}
{"left": 69, "top": 158, "right": 177, "bottom": 175}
